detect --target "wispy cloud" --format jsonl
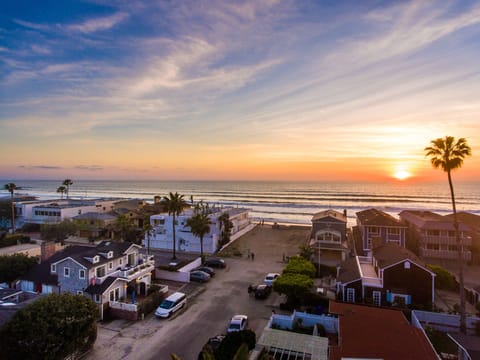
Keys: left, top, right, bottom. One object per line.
{"left": 75, "top": 165, "right": 103, "bottom": 171}
{"left": 66, "top": 12, "right": 129, "bottom": 33}
{"left": 19, "top": 165, "right": 64, "bottom": 170}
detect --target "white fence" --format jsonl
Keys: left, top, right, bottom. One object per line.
{"left": 412, "top": 310, "right": 480, "bottom": 336}
{"left": 155, "top": 257, "right": 202, "bottom": 282}
{"left": 271, "top": 310, "right": 338, "bottom": 333}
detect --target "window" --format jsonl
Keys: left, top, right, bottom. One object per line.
{"left": 64, "top": 267, "right": 70, "bottom": 277}
{"left": 109, "top": 287, "right": 120, "bottom": 302}
{"left": 79, "top": 269, "right": 86, "bottom": 279}
{"left": 346, "top": 288, "right": 355, "bottom": 303}
{"left": 128, "top": 253, "right": 135, "bottom": 266}
{"left": 108, "top": 262, "right": 113, "bottom": 270}
{"left": 96, "top": 266, "right": 106, "bottom": 278}
{"left": 51, "top": 264, "right": 56, "bottom": 273}
{"left": 388, "top": 228, "right": 400, "bottom": 235}
{"left": 94, "top": 294, "right": 101, "bottom": 303}
{"left": 119, "top": 258, "right": 123, "bottom": 265}
{"left": 373, "top": 291, "right": 381, "bottom": 306}
{"left": 404, "top": 261, "right": 410, "bottom": 269}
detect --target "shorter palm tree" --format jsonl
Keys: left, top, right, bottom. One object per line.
{"left": 186, "top": 209, "right": 212, "bottom": 263}
{"left": 4, "top": 183, "right": 17, "bottom": 233}
{"left": 56, "top": 186, "right": 67, "bottom": 199}
{"left": 63, "top": 179, "right": 73, "bottom": 199}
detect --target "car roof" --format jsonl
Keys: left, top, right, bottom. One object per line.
{"left": 165, "top": 292, "right": 186, "bottom": 302}
{"left": 231, "top": 315, "right": 247, "bottom": 321}
{"left": 266, "top": 273, "right": 279, "bottom": 277}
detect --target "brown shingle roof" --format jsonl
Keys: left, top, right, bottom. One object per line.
{"left": 337, "top": 256, "right": 361, "bottom": 284}
{"left": 372, "top": 242, "right": 427, "bottom": 270}
{"left": 357, "top": 208, "right": 405, "bottom": 227}
{"left": 328, "top": 301, "right": 438, "bottom": 360}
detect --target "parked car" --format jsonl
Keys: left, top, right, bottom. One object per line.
{"left": 253, "top": 284, "right": 272, "bottom": 299}
{"left": 227, "top": 315, "right": 248, "bottom": 333}
{"left": 264, "top": 273, "right": 280, "bottom": 286}
{"left": 204, "top": 334, "right": 225, "bottom": 351}
{"left": 204, "top": 258, "right": 226, "bottom": 268}
{"left": 194, "top": 266, "right": 215, "bottom": 277}
{"left": 155, "top": 292, "right": 186, "bottom": 318}
{"left": 190, "top": 270, "right": 211, "bottom": 283}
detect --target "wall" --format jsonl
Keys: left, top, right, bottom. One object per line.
{"left": 155, "top": 257, "right": 201, "bottom": 282}
{"left": 412, "top": 310, "right": 480, "bottom": 336}
{"left": 271, "top": 310, "right": 338, "bottom": 333}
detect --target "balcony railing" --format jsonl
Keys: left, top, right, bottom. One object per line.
{"left": 420, "top": 248, "right": 472, "bottom": 260}
{"left": 422, "top": 235, "right": 472, "bottom": 246}
{"left": 119, "top": 256, "right": 155, "bottom": 280}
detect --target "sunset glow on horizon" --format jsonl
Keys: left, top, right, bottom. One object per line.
{"left": 1, "top": 1, "right": 479, "bottom": 182}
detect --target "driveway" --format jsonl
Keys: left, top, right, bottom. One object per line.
{"left": 88, "top": 225, "right": 310, "bottom": 360}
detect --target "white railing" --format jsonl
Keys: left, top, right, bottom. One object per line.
{"left": 109, "top": 301, "right": 137, "bottom": 312}
{"left": 119, "top": 262, "right": 155, "bottom": 279}
{"left": 423, "top": 235, "right": 472, "bottom": 246}
{"left": 362, "top": 276, "right": 382, "bottom": 287}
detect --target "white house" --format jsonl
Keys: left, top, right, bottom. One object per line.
{"left": 144, "top": 207, "right": 251, "bottom": 254}
{"left": 14, "top": 198, "right": 118, "bottom": 227}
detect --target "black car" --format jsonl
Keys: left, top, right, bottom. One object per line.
{"left": 198, "top": 335, "right": 225, "bottom": 359}
{"left": 253, "top": 284, "right": 272, "bottom": 299}
{"left": 204, "top": 258, "right": 226, "bottom": 268}
{"left": 194, "top": 266, "right": 215, "bottom": 277}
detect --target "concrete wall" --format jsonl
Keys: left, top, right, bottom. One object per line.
{"left": 412, "top": 310, "right": 480, "bottom": 336}
{"left": 155, "top": 257, "right": 202, "bottom": 282}
{"left": 271, "top": 310, "right": 338, "bottom": 333}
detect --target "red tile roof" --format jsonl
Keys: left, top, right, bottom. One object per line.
{"left": 328, "top": 302, "right": 438, "bottom": 360}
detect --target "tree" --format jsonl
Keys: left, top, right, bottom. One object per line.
{"left": 283, "top": 256, "right": 316, "bottom": 278}
{"left": 186, "top": 204, "right": 212, "bottom": 263}
{"left": 4, "top": 182, "right": 17, "bottom": 233}
{"left": 425, "top": 136, "right": 472, "bottom": 334}
{"left": 40, "top": 220, "right": 78, "bottom": 242}
{"left": 62, "top": 179, "right": 73, "bottom": 199}
{"left": 218, "top": 212, "right": 233, "bottom": 249}
{"left": 56, "top": 185, "right": 67, "bottom": 199}
{"left": 273, "top": 273, "right": 314, "bottom": 306}
{"left": 0, "top": 293, "right": 98, "bottom": 360}
{"left": 0, "top": 253, "right": 38, "bottom": 284}
{"left": 162, "top": 192, "right": 188, "bottom": 260}
{"left": 215, "top": 330, "right": 256, "bottom": 360}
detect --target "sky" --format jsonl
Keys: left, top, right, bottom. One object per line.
{"left": 1, "top": 0, "right": 479, "bottom": 182}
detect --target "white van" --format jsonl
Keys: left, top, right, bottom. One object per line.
{"left": 155, "top": 292, "right": 187, "bottom": 318}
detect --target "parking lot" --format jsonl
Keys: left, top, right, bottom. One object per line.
{"left": 88, "top": 225, "right": 310, "bottom": 360}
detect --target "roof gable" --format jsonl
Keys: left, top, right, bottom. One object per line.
{"left": 357, "top": 208, "right": 405, "bottom": 228}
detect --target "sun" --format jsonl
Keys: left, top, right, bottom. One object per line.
{"left": 394, "top": 170, "right": 411, "bottom": 180}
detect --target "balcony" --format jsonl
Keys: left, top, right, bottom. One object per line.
{"left": 119, "top": 255, "right": 155, "bottom": 280}
{"left": 420, "top": 248, "right": 472, "bottom": 261}
{"left": 422, "top": 235, "right": 472, "bottom": 246}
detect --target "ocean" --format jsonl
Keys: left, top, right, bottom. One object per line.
{"left": 3, "top": 180, "right": 480, "bottom": 227}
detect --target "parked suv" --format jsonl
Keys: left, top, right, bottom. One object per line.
{"left": 204, "top": 258, "right": 226, "bottom": 268}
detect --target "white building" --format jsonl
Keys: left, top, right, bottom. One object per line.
{"left": 14, "top": 198, "right": 118, "bottom": 227}
{"left": 144, "top": 207, "right": 251, "bottom": 254}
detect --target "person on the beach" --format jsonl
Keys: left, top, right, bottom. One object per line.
{"left": 251, "top": 252, "right": 255, "bottom": 261}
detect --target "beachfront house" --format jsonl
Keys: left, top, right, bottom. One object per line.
{"left": 399, "top": 210, "right": 473, "bottom": 262}
{"left": 72, "top": 212, "right": 117, "bottom": 239}
{"left": 17, "top": 241, "right": 155, "bottom": 320}
{"left": 145, "top": 207, "right": 251, "bottom": 254}
{"left": 14, "top": 198, "right": 117, "bottom": 228}
{"left": 355, "top": 208, "right": 407, "bottom": 256}
{"left": 309, "top": 209, "right": 349, "bottom": 266}
{"left": 336, "top": 242, "right": 435, "bottom": 307}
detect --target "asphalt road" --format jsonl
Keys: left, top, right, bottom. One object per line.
{"left": 88, "top": 226, "right": 309, "bottom": 360}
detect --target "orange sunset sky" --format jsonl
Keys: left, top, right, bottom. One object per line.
{"left": 0, "top": 1, "right": 479, "bottom": 182}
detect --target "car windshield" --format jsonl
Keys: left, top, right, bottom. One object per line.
{"left": 159, "top": 300, "right": 174, "bottom": 309}
{"left": 229, "top": 323, "right": 240, "bottom": 330}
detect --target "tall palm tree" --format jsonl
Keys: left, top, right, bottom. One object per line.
{"left": 186, "top": 209, "right": 212, "bottom": 263}
{"left": 56, "top": 185, "right": 67, "bottom": 199}
{"left": 4, "top": 183, "right": 17, "bottom": 233}
{"left": 162, "top": 192, "right": 188, "bottom": 260}
{"left": 425, "top": 136, "right": 472, "bottom": 334}
{"left": 62, "top": 179, "right": 73, "bottom": 199}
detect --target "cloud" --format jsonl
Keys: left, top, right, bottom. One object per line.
{"left": 75, "top": 165, "right": 103, "bottom": 171}
{"left": 18, "top": 165, "right": 64, "bottom": 170}
{"left": 13, "top": 19, "right": 49, "bottom": 31}
{"left": 67, "top": 12, "right": 129, "bottom": 33}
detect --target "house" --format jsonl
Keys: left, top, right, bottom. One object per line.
{"left": 445, "top": 211, "right": 480, "bottom": 263}
{"left": 309, "top": 209, "right": 349, "bottom": 266}
{"left": 72, "top": 212, "right": 117, "bottom": 239}
{"left": 17, "top": 241, "right": 155, "bottom": 319}
{"left": 399, "top": 210, "right": 472, "bottom": 261}
{"left": 14, "top": 198, "right": 117, "bottom": 227}
{"left": 0, "top": 286, "right": 41, "bottom": 326}
{"left": 355, "top": 208, "right": 407, "bottom": 255}
{"left": 145, "top": 207, "right": 251, "bottom": 254}
{"left": 336, "top": 242, "right": 435, "bottom": 307}
{"left": 329, "top": 301, "right": 438, "bottom": 360}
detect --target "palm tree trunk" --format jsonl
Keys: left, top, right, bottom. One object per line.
{"left": 200, "top": 235, "right": 204, "bottom": 264}
{"left": 10, "top": 192, "right": 15, "bottom": 233}
{"left": 172, "top": 214, "right": 177, "bottom": 260}
{"left": 448, "top": 170, "right": 466, "bottom": 334}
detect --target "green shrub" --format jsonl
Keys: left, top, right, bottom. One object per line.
{"left": 427, "top": 264, "right": 457, "bottom": 290}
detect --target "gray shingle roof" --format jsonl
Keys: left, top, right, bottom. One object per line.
{"left": 372, "top": 243, "right": 424, "bottom": 269}
{"left": 337, "top": 256, "right": 361, "bottom": 284}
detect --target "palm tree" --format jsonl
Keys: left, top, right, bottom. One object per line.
{"left": 56, "top": 185, "right": 67, "bottom": 199}
{"left": 186, "top": 209, "right": 212, "bottom": 263}
{"left": 425, "top": 136, "right": 472, "bottom": 334}
{"left": 62, "top": 179, "right": 73, "bottom": 199}
{"left": 162, "top": 192, "right": 188, "bottom": 260}
{"left": 4, "top": 183, "right": 17, "bottom": 233}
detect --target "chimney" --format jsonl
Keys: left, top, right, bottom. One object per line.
{"left": 40, "top": 241, "right": 56, "bottom": 263}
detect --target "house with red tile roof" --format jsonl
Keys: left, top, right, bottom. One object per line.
{"left": 329, "top": 301, "right": 438, "bottom": 360}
